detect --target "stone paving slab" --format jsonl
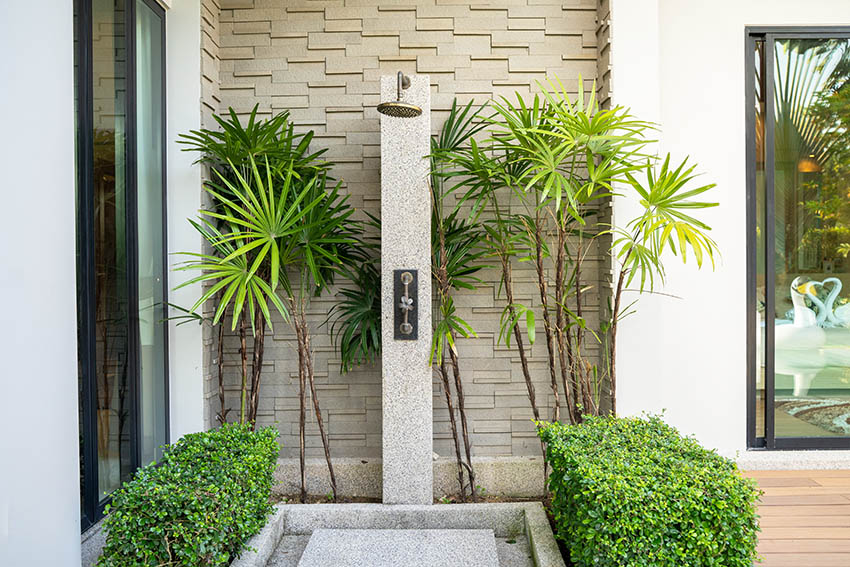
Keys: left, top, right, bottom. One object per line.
{"left": 283, "top": 502, "right": 525, "bottom": 537}
{"left": 268, "top": 534, "right": 533, "bottom": 567}
{"left": 496, "top": 537, "right": 534, "bottom": 567}
{"left": 267, "top": 535, "right": 311, "bottom": 567}
{"left": 296, "top": 529, "right": 499, "bottom": 567}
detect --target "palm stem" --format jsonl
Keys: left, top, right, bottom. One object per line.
{"left": 239, "top": 313, "right": 247, "bottom": 425}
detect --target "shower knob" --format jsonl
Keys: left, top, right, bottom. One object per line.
{"left": 394, "top": 269, "right": 418, "bottom": 340}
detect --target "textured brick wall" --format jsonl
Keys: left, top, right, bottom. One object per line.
{"left": 596, "top": 0, "right": 610, "bottom": 108}
{"left": 213, "top": 0, "right": 606, "bottom": 458}
{"left": 593, "top": 0, "right": 613, "bottom": 416}
{"left": 201, "top": 0, "right": 222, "bottom": 429}
{"left": 202, "top": 0, "right": 223, "bottom": 129}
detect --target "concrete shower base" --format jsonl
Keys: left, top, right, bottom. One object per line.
{"left": 296, "top": 529, "right": 499, "bottom": 567}
{"left": 230, "top": 502, "right": 565, "bottom": 567}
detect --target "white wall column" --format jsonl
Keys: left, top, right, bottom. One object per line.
{"left": 0, "top": 2, "right": 81, "bottom": 565}
{"left": 166, "top": 0, "right": 205, "bottom": 441}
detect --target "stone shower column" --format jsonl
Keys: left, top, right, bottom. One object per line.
{"left": 380, "top": 74, "right": 432, "bottom": 505}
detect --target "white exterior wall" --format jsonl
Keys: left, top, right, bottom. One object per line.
{"left": 0, "top": 1, "right": 203, "bottom": 564}
{"left": 0, "top": 2, "right": 81, "bottom": 565}
{"left": 611, "top": 0, "right": 850, "bottom": 457}
{"left": 165, "top": 0, "right": 205, "bottom": 442}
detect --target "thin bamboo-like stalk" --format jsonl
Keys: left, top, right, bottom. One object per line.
{"left": 609, "top": 264, "right": 629, "bottom": 416}
{"left": 248, "top": 311, "right": 265, "bottom": 427}
{"left": 215, "top": 320, "right": 229, "bottom": 424}
{"left": 437, "top": 356, "right": 467, "bottom": 501}
{"left": 298, "top": 314, "right": 338, "bottom": 500}
{"left": 501, "top": 254, "right": 540, "bottom": 422}
{"left": 239, "top": 314, "right": 248, "bottom": 424}
{"left": 448, "top": 328, "right": 475, "bottom": 500}
{"left": 553, "top": 223, "right": 576, "bottom": 422}
{"left": 532, "top": 214, "right": 565, "bottom": 424}
{"left": 295, "top": 317, "right": 307, "bottom": 502}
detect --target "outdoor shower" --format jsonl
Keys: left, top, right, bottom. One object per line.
{"left": 379, "top": 71, "right": 431, "bottom": 505}
{"left": 379, "top": 72, "right": 422, "bottom": 341}
{"left": 377, "top": 71, "right": 422, "bottom": 118}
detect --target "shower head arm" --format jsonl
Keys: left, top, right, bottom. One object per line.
{"left": 397, "top": 71, "right": 411, "bottom": 101}
{"left": 377, "top": 71, "right": 422, "bottom": 118}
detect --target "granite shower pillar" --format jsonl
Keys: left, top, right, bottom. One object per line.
{"left": 380, "top": 74, "right": 432, "bottom": 505}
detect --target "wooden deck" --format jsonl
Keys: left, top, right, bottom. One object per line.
{"left": 744, "top": 470, "right": 850, "bottom": 566}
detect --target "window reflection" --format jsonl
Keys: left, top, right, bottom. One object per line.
{"left": 136, "top": 0, "right": 167, "bottom": 466}
{"left": 769, "top": 39, "right": 850, "bottom": 438}
{"left": 754, "top": 39, "right": 766, "bottom": 438}
{"left": 92, "top": 0, "right": 132, "bottom": 498}
{"left": 76, "top": 0, "right": 168, "bottom": 519}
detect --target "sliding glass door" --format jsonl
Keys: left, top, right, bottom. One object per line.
{"left": 135, "top": 0, "right": 168, "bottom": 469}
{"left": 748, "top": 29, "right": 850, "bottom": 449}
{"left": 75, "top": 0, "right": 167, "bottom": 529}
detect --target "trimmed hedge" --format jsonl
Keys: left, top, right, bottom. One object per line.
{"left": 98, "top": 424, "right": 279, "bottom": 567}
{"left": 538, "top": 415, "right": 761, "bottom": 567}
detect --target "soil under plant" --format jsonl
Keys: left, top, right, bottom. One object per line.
{"left": 274, "top": 494, "right": 380, "bottom": 505}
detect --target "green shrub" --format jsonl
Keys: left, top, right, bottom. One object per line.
{"left": 98, "top": 424, "right": 279, "bottom": 567}
{"left": 538, "top": 415, "right": 761, "bottom": 567}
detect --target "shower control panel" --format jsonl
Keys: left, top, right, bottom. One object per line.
{"left": 394, "top": 269, "right": 418, "bottom": 340}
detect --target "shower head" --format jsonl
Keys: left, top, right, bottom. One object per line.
{"left": 377, "top": 71, "right": 422, "bottom": 118}
{"left": 376, "top": 101, "right": 422, "bottom": 118}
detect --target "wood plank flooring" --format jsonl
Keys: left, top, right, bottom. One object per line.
{"left": 745, "top": 470, "right": 850, "bottom": 566}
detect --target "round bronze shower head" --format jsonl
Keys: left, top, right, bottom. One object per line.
{"left": 377, "top": 71, "right": 423, "bottom": 118}
{"left": 377, "top": 101, "right": 422, "bottom": 118}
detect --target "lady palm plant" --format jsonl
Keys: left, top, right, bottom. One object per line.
{"left": 608, "top": 156, "right": 717, "bottom": 412}
{"left": 430, "top": 100, "right": 490, "bottom": 501}
{"left": 444, "top": 79, "right": 718, "bottom": 424}
{"left": 177, "top": 156, "right": 361, "bottom": 502}
{"left": 177, "top": 106, "right": 330, "bottom": 426}
{"left": 178, "top": 107, "right": 380, "bottom": 501}
{"left": 489, "top": 92, "right": 572, "bottom": 423}
{"left": 178, "top": 104, "right": 369, "bottom": 504}
{"left": 180, "top": 104, "right": 330, "bottom": 191}
{"left": 174, "top": 161, "right": 303, "bottom": 425}
{"left": 276, "top": 166, "right": 361, "bottom": 502}
{"left": 441, "top": 111, "right": 546, "bottom": 433}
{"left": 486, "top": 79, "right": 655, "bottom": 422}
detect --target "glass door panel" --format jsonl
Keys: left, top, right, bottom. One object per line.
{"left": 135, "top": 0, "right": 167, "bottom": 466}
{"left": 754, "top": 38, "right": 767, "bottom": 439}
{"left": 76, "top": 0, "right": 167, "bottom": 528}
{"left": 91, "top": 0, "right": 132, "bottom": 498}
{"left": 769, "top": 37, "right": 850, "bottom": 439}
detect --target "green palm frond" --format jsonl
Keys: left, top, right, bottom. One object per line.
{"left": 203, "top": 157, "right": 328, "bottom": 292}
{"left": 173, "top": 215, "right": 288, "bottom": 333}
{"left": 327, "top": 213, "right": 381, "bottom": 374}
{"left": 486, "top": 77, "right": 654, "bottom": 215}
{"left": 431, "top": 294, "right": 478, "bottom": 364}
{"left": 433, "top": 210, "right": 489, "bottom": 290}
{"left": 328, "top": 256, "right": 381, "bottom": 373}
{"left": 178, "top": 104, "right": 330, "bottom": 191}
{"left": 613, "top": 154, "right": 719, "bottom": 290}
{"left": 498, "top": 302, "right": 535, "bottom": 348}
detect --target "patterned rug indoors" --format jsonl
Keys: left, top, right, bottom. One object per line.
{"left": 775, "top": 397, "right": 850, "bottom": 435}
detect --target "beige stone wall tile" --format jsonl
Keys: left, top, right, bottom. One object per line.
{"left": 214, "top": 0, "right": 606, "bottom": 459}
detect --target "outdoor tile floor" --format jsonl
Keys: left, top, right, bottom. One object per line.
{"left": 746, "top": 470, "right": 850, "bottom": 566}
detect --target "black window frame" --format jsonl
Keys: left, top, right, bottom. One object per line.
{"left": 75, "top": 0, "right": 169, "bottom": 531}
{"left": 746, "top": 26, "right": 850, "bottom": 450}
